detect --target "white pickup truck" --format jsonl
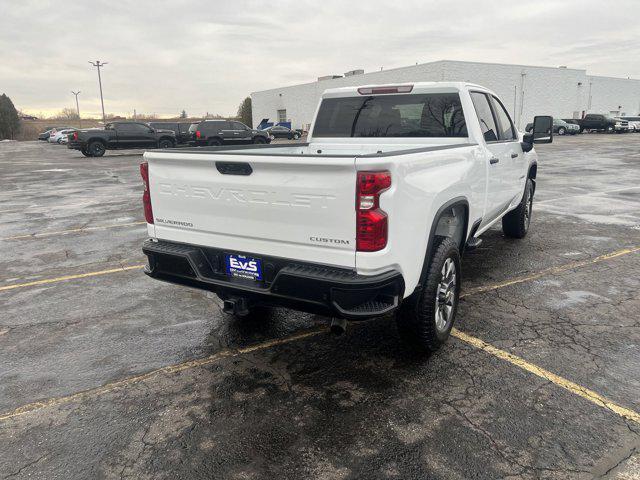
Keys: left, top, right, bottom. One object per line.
{"left": 141, "top": 82, "right": 552, "bottom": 352}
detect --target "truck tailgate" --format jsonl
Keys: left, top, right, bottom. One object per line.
{"left": 145, "top": 151, "right": 357, "bottom": 268}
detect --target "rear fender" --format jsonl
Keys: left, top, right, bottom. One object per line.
{"left": 412, "top": 197, "right": 469, "bottom": 296}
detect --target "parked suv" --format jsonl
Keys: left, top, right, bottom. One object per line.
{"left": 148, "top": 122, "right": 194, "bottom": 144}
{"left": 620, "top": 116, "right": 640, "bottom": 132}
{"left": 192, "top": 120, "right": 270, "bottom": 146}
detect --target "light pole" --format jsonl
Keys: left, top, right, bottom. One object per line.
{"left": 88, "top": 60, "right": 107, "bottom": 124}
{"left": 71, "top": 91, "right": 81, "bottom": 128}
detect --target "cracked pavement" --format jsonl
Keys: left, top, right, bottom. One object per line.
{"left": 1, "top": 135, "right": 639, "bottom": 479}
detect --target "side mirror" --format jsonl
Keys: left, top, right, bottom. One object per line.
{"left": 521, "top": 115, "right": 553, "bottom": 152}
{"left": 532, "top": 116, "right": 553, "bottom": 143}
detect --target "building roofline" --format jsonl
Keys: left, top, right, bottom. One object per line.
{"left": 251, "top": 59, "right": 638, "bottom": 96}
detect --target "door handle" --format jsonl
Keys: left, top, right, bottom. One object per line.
{"left": 511, "top": 153, "right": 519, "bottom": 159}
{"left": 490, "top": 157, "right": 499, "bottom": 164}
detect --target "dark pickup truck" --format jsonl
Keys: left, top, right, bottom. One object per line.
{"left": 67, "top": 121, "right": 177, "bottom": 157}
{"left": 565, "top": 114, "right": 625, "bottom": 133}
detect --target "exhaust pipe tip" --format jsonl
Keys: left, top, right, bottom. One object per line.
{"left": 330, "top": 318, "right": 347, "bottom": 336}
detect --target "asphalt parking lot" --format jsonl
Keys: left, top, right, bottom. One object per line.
{"left": 1, "top": 136, "right": 639, "bottom": 479}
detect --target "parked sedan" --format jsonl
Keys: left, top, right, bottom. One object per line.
{"left": 263, "top": 125, "right": 302, "bottom": 140}
{"left": 525, "top": 118, "right": 579, "bottom": 135}
{"left": 39, "top": 126, "right": 73, "bottom": 141}
{"left": 49, "top": 128, "right": 76, "bottom": 144}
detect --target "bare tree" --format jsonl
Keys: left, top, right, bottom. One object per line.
{"left": 58, "top": 107, "right": 80, "bottom": 120}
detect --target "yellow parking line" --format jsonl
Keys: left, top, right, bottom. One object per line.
{"left": 451, "top": 328, "right": 640, "bottom": 424}
{"left": 460, "top": 245, "right": 640, "bottom": 298}
{"left": 1, "top": 221, "right": 146, "bottom": 241}
{"left": 0, "top": 327, "right": 326, "bottom": 422}
{"left": 0, "top": 265, "right": 145, "bottom": 292}
{"left": 0, "top": 245, "right": 638, "bottom": 424}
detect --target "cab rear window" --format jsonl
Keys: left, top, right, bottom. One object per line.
{"left": 312, "top": 93, "right": 468, "bottom": 138}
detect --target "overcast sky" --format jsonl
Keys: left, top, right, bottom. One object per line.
{"left": 1, "top": 0, "right": 639, "bottom": 118}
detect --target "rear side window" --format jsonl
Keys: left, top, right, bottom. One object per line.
{"left": 312, "top": 93, "right": 468, "bottom": 138}
{"left": 470, "top": 92, "right": 498, "bottom": 142}
{"left": 201, "top": 121, "right": 228, "bottom": 132}
{"left": 491, "top": 96, "right": 516, "bottom": 140}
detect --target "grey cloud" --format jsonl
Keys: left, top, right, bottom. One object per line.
{"left": 1, "top": 0, "right": 638, "bottom": 117}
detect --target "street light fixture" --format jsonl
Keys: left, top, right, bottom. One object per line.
{"left": 71, "top": 91, "right": 81, "bottom": 128}
{"left": 88, "top": 60, "right": 108, "bottom": 124}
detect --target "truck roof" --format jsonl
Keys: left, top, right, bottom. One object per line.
{"left": 321, "top": 81, "right": 491, "bottom": 97}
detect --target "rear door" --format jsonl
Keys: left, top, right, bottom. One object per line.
{"left": 113, "top": 123, "right": 137, "bottom": 148}
{"left": 470, "top": 91, "right": 513, "bottom": 222}
{"left": 219, "top": 122, "right": 237, "bottom": 143}
{"left": 146, "top": 151, "right": 358, "bottom": 267}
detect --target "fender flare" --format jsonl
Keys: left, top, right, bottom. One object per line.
{"left": 412, "top": 196, "right": 469, "bottom": 296}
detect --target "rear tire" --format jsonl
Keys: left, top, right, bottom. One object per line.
{"left": 396, "top": 237, "right": 461, "bottom": 354}
{"left": 158, "top": 139, "right": 173, "bottom": 149}
{"left": 207, "top": 138, "right": 222, "bottom": 146}
{"left": 88, "top": 141, "right": 106, "bottom": 157}
{"left": 502, "top": 178, "right": 533, "bottom": 238}
{"left": 293, "top": 133, "right": 301, "bottom": 140}
{"left": 81, "top": 147, "right": 92, "bottom": 157}
{"left": 558, "top": 127, "right": 566, "bottom": 135}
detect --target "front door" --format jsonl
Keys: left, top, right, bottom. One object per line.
{"left": 470, "top": 91, "right": 513, "bottom": 224}
{"left": 230, "top": 121, "right": 251, "bottom": 142}
{"left": 489, "top": 95, "right": 525, "bottom": 204}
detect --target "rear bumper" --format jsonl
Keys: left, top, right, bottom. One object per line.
{"left": 67, "top": 141, "right": 84, "bottom": 150}
{"left": 142, "top": 239, "right": 404, "bottom": 319}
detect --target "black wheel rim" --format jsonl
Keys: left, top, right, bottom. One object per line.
{"left": 93, "top": 144, "right": 104, "bottom": 155}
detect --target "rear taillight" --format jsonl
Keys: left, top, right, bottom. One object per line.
{"left": 140, "top": 162, "right": 154, "bottom": 224}
{"left": 356, "top": 171, "right": 391, "bottom": 251}
{"left": 196, "top": 130, "right": 201, "bottom": 139}
{"left": 73, "top": 131, "right": 78, "bottom": 141}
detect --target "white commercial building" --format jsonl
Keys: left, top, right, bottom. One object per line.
{"left": 251, "top": 60, "right": 640, "bottom": 131}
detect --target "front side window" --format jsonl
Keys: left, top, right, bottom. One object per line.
{"left": 470, "top": 92, "right": 498, "bottom": 142}
{"left": 231, "top": 121, "right": 247, "bottom": 130}
{"left": 491, "top": 96, "right": 516, "bottom": 141}
{"left": 312, "top": 93, "right": 468, "bottom": 138}
{"left": 133, "top": 123, "right": 151, "bottom": 133}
